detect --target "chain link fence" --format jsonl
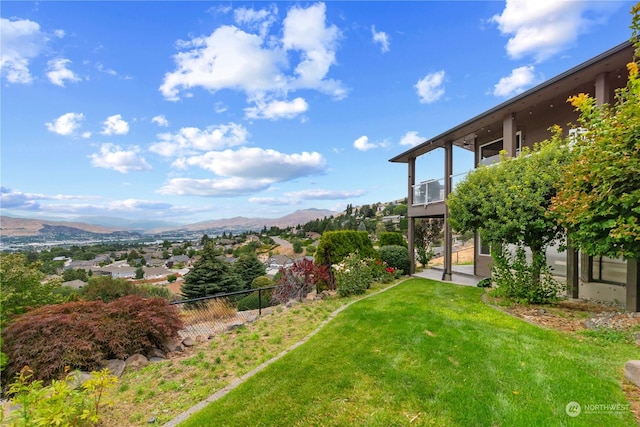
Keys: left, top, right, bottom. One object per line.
{"left": 170, "top": 286, "right": 280, "bottom": 339}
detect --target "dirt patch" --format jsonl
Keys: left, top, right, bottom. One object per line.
{"left": 430, "top": 245, "right": 475, "bottom": 266}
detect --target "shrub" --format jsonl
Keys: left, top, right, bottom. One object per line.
{"left": 271, "top": 259, "right": 330, "bottom": 304}
{"left": 490, "top": 246, "right": 564, "bottom": 304}
{"left": 4, "top": 366, "right": 118, "bottom": 427}
{"left": 236, "top": 291, "right": 273, "bottom": 311}
{"left": 315, "top": 231, "right": 376, "bottom": 267}
{"left": 379, "top": 232, "right": 406, "bottom": 247}
{"left": 378, "top": 245, "right": 410, "bottom": 275}
{"left": 334, "top": 253, "right": 373, "bottom": 297}
{"left": 236, "top": 276, "right": 274, "bottom": 310}
{"left": 2, "top": 296, "right": 183, "bottom": 383}
{"left": 369, "top": 259, "right": 395, "bottom": 283}
{"left": 81, "top": 276, "right": 170, "bottom": 302}
{"left": 251, "top": 275, "right": 272, "bottom": 289}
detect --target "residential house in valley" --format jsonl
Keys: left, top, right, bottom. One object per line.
{"left": 389, "top": 41, "right": 639, "bottom": 311}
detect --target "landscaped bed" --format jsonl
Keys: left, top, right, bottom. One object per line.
{"left": 176, "top": 278, "right": 638, "bottom": 426}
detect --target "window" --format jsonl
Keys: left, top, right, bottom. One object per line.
{"left": 591, "top": 256, "right": 626, "bottom": 285}
{"left": 479, "top": 131, "right": 522, "bottom": 165}
{"left": 477, "top": 234, "right": 491, "bottom": 256}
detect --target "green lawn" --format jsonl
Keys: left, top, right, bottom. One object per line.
{"left": 179, "top": 278, "right": 637, "bottom": 426}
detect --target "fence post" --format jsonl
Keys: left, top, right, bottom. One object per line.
{"left": 258, "top": 288, "right": 262, "bottom": 316}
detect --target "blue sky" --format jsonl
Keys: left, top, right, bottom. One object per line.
{"left": 0, "top": 1, "right": 634, "bottom": 224}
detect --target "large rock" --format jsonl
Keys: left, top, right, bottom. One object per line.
{"left": 104, "top": 359, "right": 126, "bottom": 377}
{"left": 625, "top": 360, "right": 640, "bottom": 388}
{"left": 163, "top": 337, "right": 183, "bottom": 352}
{"left": 147, "top": 348, "right": 166, "bottom": 359}
{"left": 182, "top": 337, "right": 195, "bottom": 347}
{"left": 125, "top": 353, "right": 149, "bottom": 370}
{"left": 226, "top": 321, "right": 244, "bottom": 331}
{"left": 66, "top": 371, "right": 92, "bottom": 389}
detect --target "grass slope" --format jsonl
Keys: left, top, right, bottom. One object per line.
{"left": 180, "top": 279, "right": 637, "bottom": 427}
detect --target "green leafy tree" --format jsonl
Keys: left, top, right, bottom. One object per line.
{"left": 292, "top": 239, "right": 303, "bottom": 254}
{"left": 135, "top": 267, "right": 144, "bottom": 280}
{"left": 392, "top": 204, "right": 407, "bottom": 216}
{"left": 127, "top": 249, "right": 140, "bottom": 264}
{"left": 62, "top": 268, "right": 89, "bottom": 282}
{"left": 551, "top": 13, "right": 640, "bottom": 261}
{"left": 448, "top": 135, "right": 570, "bottom": 290}
{"left": 181, "top": 245, "right": 244, "bottom": 299}
{"left": 0, "top": 254, "right": 62, "bottom": 328}
{"left": 231, "top": 253, "right": 266, "bottom": 289}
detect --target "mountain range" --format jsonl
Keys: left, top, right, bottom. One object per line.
{"left": 0, "top": 209, "right": 339, "bottom": 238}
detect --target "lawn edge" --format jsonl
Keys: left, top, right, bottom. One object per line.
{"left": 161, "top": 278, "right": 410, "bottom": 427}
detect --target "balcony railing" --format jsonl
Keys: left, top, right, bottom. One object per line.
{"left": 412, "top": 172, "right": 470, "bottom": 206}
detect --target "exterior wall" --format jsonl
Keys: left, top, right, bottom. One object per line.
{"left": 407, "top": 201, "right": 446, "bottom": 219}
{"left": 578, "top": 282, "right": 626, "bottom": 306}
{"left": 475, "top": 254, "right": 492, "bottom": 277}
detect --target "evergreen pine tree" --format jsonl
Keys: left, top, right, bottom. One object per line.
{"left": 181, "top": 244, "right": 244, "bottom": 299}
{"left": 232, "top": 253, "right": 266, "bottom": 289}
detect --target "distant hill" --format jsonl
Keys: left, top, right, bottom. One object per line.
{"left": 73, "top": 216, "right": 180, "bottom": 231}
{"left": 0, "top": 216, "right": 126, "bottom": 237}
{"left": 0, "top": 209, "right": 340, "bottom": 238}
{"left": 148, "top": 209, "right": 340, "bottom": 234}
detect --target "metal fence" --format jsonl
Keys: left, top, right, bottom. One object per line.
{"left": 170, "top": 286, "right": 280, "bottom": 339}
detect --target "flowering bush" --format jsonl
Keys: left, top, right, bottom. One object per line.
{"left": 334, "top": 253, "right": 373, "bottom": 297}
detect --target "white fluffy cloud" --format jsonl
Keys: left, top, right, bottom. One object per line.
{"left": 45, "top": 112, "right": 85, "bottom": 136}
{"left": 101, "top": 114, "right": 130, "bottom": 135}
{"left": 157, "top": 177, "right": 272, "bottom": 197}
{"left": 234, "top": 5, "right": 278, "bottom": 38}
{"left": 0, "top": 186, "right": 98, "bottom": 211}
{"left": 177, "top": 147, "right": 326, "bottom": 182}
{"left": 160, "top": 3, "right": 345, "bottom": 118}
{"left": 149, "top": 123, "right": 249, "bottom": 157}
{"left": 244, "top": 97, "right": 308, "bottom": 120}
{"left": 89, "top": 143, "right": 152, "bottom": 173}
{"left": 371, "top": 25, "right": 390, "bottom": 53}
{"left": 399, "top": 131, "right": 425, "bottom": 147}
{"left": 0, "top": 18, "right": 47, "bottom": 84}
{"left": 46, "top": 58, "right": 80, "bottom": 86}
{"left": 353, "top": 135, "right": 377, "bottom": 151}
{"left": 491, "top": 0, "right": 618, "bottom": 62}
{"left": 493, "top": 65, "right": 537, "bottom": 97}
{"left": 415, "top": 70, "right": 445, "bottom": 104}
{"left": 151, "top": 115, "right": 169, "bottom": 127}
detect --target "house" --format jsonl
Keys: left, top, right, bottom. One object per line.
{"left": 389, "top": 41, "right": 639, "bottom": 312}
{"left": 93, "top": 264, "right": 136, "bottom": 279}
{"left": 62, "top": 279, "right": 86, "bottom": 290}
{"left": 166, "top": 255, "right": 190, "bottom": 268}
{"left": 268, "top": 254, "right": 293, "bottom": 269}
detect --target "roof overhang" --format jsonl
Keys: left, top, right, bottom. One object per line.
{"left": 389, "top": 40, "right": 634, "bottom": 164}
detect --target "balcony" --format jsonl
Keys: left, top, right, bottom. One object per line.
{"left": 411, "top": 172, "right": 470, "bottom": 206}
